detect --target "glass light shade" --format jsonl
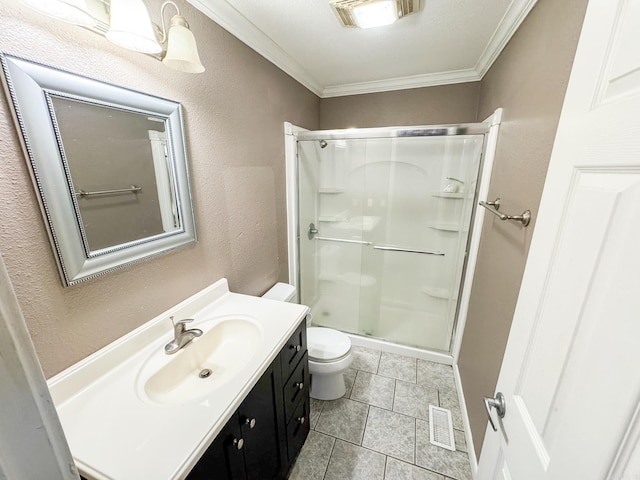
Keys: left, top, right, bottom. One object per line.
{"left": 352, "top": 0, "right": 399, "bottom": 29}
{"left": 162, "top": 18, "right": 205, "bottom": 73}
{"left": 19, "top": 0, "right": 96, "bottom": 26}
{"left": 106, "top": 0, "right": 162, "bottom": 55}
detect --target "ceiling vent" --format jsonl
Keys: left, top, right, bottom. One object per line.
{"left": 330, "top": 0, "right": 420, "bottom": 28}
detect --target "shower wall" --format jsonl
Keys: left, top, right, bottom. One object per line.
{"left": 298, "top": 135, "right": 483, "bottom": 352}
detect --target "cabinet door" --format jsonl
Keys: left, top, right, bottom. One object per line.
{"left": 283, "top": 352, "right": 309, "bottom": 422}
{"left": 187, "top": 413, "right": 246, "bottom": 480}
{"left": 238, "top": 363, "right": 281, "bottom": 480}
{"left": 286, "top": 393, "right": 310, "bottom": 463}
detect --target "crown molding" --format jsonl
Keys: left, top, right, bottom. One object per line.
{"left": 474, "top": 0, "right": 539, "bottom": 77}
{"left": 321, "top": 69, "right": 482, "bottom": 98}
{"left": 188, "top": 0, "right": 539, "bottom": 98}
{"left": 188, "top": 0, "right": 324, "bottom": 96}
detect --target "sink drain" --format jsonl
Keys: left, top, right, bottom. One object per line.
{"left": 199, "top": 368, "right": 212, "bottom": 379}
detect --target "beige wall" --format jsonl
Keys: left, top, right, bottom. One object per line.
{"left": 0, "top": 1, "right": 319, "bottom": 377}
{"left": 320, "top": 83, "right": 480, "bottom": 129}
{"left": 458, "top": 0, "right": 588, "bottom": 458}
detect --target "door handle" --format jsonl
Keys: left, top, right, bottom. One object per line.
{"left": 484, "top": 392, "right": 506, "bottom": 432}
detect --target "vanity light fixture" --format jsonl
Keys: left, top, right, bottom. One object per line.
{"left": 18, "top": 0, "right": 205, "bottom": 73}
{"left": 330, "top": 0, "right": 420, "bottom": 29}
{"left": 106, "top": 0, "right": 162, "bottom": 54}
{"left": 158, "top": 1, "right": 205, "bottom": 73}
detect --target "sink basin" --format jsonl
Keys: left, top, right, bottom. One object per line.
{"left": 138, "top": 316, "right": 262, "bottom": 405}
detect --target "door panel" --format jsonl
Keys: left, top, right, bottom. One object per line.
{"left": 477, "top": 0, "right": 640, "bottom": 478}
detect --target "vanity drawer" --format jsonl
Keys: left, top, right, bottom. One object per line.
{"left": 280, "top": 320, "right": 307, "bottom": 380}
{"left": 286, "top": 392, "right": 310, "bottom": 463}
{"left": 283, "top": 352, "right": 309, "bottom": 422}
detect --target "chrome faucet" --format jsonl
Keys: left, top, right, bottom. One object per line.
{"left": 164, "top": 316, "right": 203, "bottom": 355}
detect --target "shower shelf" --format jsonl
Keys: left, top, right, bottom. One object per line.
{"left": 421, "top": 287, "right": 457, "bottom": 300}
{"left": 431, "top": 192, "right": 465, "bottom": 199}
{"left": 428, "top": 223, "right": 463, "bottom": 232}
{"left": 318, "top": 188, "right": 345, "bottom": 194}
{"left": 318, "top": 210, "right": 349, "bottom": 222}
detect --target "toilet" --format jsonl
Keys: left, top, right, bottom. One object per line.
{"left": 262, "top": 283, "right": 353, "bottom": 400}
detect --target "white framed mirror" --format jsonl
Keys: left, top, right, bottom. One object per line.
{"left": 0, "top": 53, "right": 197, "bottom": 286}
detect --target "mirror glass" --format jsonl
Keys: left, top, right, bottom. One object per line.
{"left": 1, "top": 54, "right": 197, "bottom": 285}
{"left": 50, "top": 96, "right": 179, "bottom": 252}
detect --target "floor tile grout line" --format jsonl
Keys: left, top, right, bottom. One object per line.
{"left": 329, "top": 436, "right": 418, "bottom": 466}
{"left": 371, "top": 370, "right": 417, "bottom": 384}
{"left": 414, "top": 417, "right": 418, "bottom": 467}
{"left": 326, "top": 432, "right": 451, "bottom": 479}
{"left": 367, "top": 402, "right": 428, "bottom": 423}
{"left": 391, "top": 379, "right": 397, "bottom": 412}
{"left": 321, "top": 435, "right": 337, "bottom": 480}
{"left": 382, "top": 454, "right": 388, "bottom": 479}
{"left": 360, "top": 404, "right": 370, "bottom": 446}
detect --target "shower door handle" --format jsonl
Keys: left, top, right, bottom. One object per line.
{"left": 308, "top": 223, "right": 373, "bottom": 245}
{"left": 484, "top": 392, "right": 506, "bottom": 432}
{"left": 373, "top": 245, "right": 445, "bottom": 256}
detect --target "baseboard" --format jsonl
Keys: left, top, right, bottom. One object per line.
{"left": 453, "top": 364, "right": 478, "bottom": 478}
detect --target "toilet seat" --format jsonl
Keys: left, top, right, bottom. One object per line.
{"left": 307, "top": 327, "right": 351, "bottom": 362}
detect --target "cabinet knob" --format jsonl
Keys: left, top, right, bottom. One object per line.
{"left": 297, "top": 416, "right": 306, "bottom": 424}
{"left": 294, "top": 382, "right": 304, "bottom": 391}
{"left": 290, "top": 344, "right": 301, "bottom": 352}
{"left": 245, "top": 417, "right": 256, "bottom": 429}
{"left": 233, "top": 438, "right": 244, "bottom": 450}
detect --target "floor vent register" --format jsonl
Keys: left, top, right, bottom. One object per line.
{"left": 429, "top": 405, "right": 456, "bottom": 451}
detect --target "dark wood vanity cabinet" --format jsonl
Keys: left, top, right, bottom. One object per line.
{"left": 278, "top": 320, "right": 310, "bottom": 471}
{"left": 186, "top": 413, "right": 245, "bottom": 480}
{"left": 188, "top": 319, "right": 309, "bottom": 480}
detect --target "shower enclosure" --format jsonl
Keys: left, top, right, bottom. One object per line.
{"left": 289, "top": 120, "right": 496, "bottom": 355}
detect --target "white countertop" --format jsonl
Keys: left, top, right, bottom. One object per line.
{"left": 47, "top": 279, "right": 308, "bottom": 480}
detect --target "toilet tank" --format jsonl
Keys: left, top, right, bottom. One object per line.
{"left": 262, "top": 282, "right": 296, "bottom": 302}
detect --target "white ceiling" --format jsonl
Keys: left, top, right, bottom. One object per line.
{"left": 187, "top": 0, "right": 538, "bottom": 98}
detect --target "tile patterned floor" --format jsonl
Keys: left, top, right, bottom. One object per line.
{"left": 288, "top": 346, "right": 472, "bottom": 480}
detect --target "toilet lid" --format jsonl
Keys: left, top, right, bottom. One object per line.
{"left": 307, "top": 327, "right": 351, "bottom": 361}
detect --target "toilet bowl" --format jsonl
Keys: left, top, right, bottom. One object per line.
{"left": 262, "top": 283, "right": 353, "bottom": 401}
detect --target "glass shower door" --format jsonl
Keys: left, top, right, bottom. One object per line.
{"left": 297, "top": 133, "right": 483, "bottom": 353}
{"left": 298, "top": 139, "right": 367, "bottom": 334}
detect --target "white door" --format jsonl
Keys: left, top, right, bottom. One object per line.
{"left": 0, "top": 256, "right": 79, "bottom": 479}
{"left": 477, "top": 0, "right": 640, "bottom": 478}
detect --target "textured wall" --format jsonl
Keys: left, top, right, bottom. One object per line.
{"left": 319, "top": 83, "right": 480, "bottom": 129}
{"left": 0, "top": 1, "right": 319, "bottom": 377}
{"left": 457, "top": 0, "right": 589, "bottom": 458}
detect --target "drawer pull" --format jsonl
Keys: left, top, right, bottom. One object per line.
{"left": 290, "top": 344, "right": 302, "bottom": 352}
{"left": 244, "top": 417, "right": 256, "bottom": 429}
{"left": 233, "top": 438, "right": 244, "bottom": 450}
{"left": 294, "top": 382, "right": 304, "bottom": 391}
{"left": 297, "top": 416, "right": 306, "bottom": 424}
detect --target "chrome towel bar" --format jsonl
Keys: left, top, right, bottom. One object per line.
{"left": 479, "top": 198, "right": 531, "bottom": 227}
{"left": 76, "top": 185, "right": 142, "bottom": 198}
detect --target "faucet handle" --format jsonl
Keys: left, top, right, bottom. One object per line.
{"left": 170, "top": 316, "right": 195, "bottom": 332}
